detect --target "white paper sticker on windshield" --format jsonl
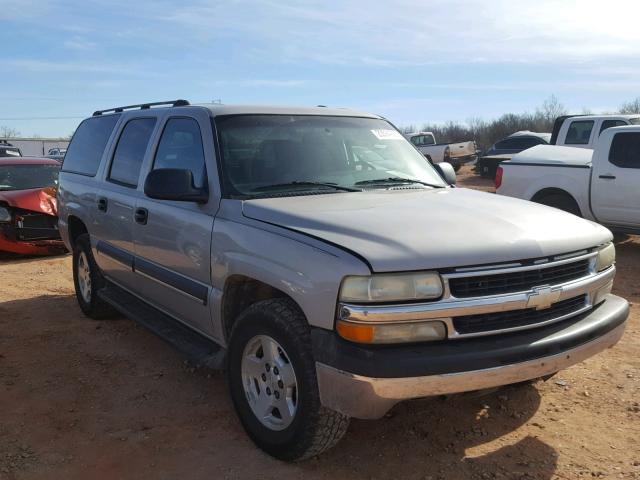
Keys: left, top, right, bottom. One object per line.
{"left": 370, "top": 129, "right": 404, "bottom": 140}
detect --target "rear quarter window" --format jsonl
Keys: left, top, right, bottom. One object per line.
{"left": 62, "top": 115, "right": 120, "bottom": 176}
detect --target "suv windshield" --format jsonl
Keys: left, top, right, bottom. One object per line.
{"left": 0, "top": 165, "right": 60, "bottom": 191}
{"left": 215, "top": 115, "right": 446, "bottom": 197}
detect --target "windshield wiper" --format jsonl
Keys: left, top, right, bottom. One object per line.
{"left": 354, "top": 177, "right": 444, "bottom": 188}
{"left": 251, "top": 181, "right": 361, "bottom": 193}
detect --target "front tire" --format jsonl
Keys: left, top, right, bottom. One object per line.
{"left": 227, "top": 298, "right": 349, "bottom": 461}
{"left": 72, "top": 234, "right": 116, "bottom": 319}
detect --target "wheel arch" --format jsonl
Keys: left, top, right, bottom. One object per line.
{"left": 531, "top": 187, "right": 575, "bottom": 203}
{"left": 531, "top": 187, "right": 582, "bottom": 216}
{"left": 221, "top": 275, "right": 302, "bottom": 343}
{"left": 67, "top": 215, "right": 88, "bottom": 249}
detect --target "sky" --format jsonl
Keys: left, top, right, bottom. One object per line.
{"left": 1, "top": 0, "right": 640, "bottom": 137}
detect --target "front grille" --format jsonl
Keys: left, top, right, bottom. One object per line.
{"left": 18, "top": 212, "right": 58, "bottom": 229}
{"left": 453, "top": 295, "right": 588, "bottom": 335}
{"left": 16, "top": 212, "right": 59, "bottom": 240}
{"left": 449, "top": 259, "right": 590, "bottom": 298}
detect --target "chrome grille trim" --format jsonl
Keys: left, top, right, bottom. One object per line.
{"left": 444, "top": 251, "right": 597, "bottom": 279}
{"left": 338, "top": 264, "right": 615, "bottom": 339}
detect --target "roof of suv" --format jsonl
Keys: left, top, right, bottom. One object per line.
{"left": 198, "top": 104, "right": 382, "bottom": 119}
{"left": 91, "top": 100, "right": 382, "bottom": 120}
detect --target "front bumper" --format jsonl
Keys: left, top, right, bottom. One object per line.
{"left": 0, "top": 232, "right": 66, "bottom": 256}
{"left": 314, "top": 294, "right": 628, "bottom": 419}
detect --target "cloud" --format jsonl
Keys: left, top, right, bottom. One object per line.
{"left": 4, "top": 59, "right": 153, "bottom": 77}
{"left": 0, "top": 0, "right": 52, "bottom": 20}
{"left": 63, "top": 37, "right": 96, "bottom": 51}
{"left": 243, "top": 79, "right": 306, "bottom": 87}
{"left": 150, "top": 0, "right": 640, "bottom": 67}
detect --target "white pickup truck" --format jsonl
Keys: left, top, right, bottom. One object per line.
{"left": 477, "top": 115, "right": 640, "bottom": 179}
{"left": 551, "top": 114, "right": 640, "bottom": 148}
{"left": 497, "top": 125, "right": 640, "bottom": 234}
{"left": 405, "top": 131, "right": 477, "bottom": 171}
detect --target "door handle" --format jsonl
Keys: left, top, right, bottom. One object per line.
{"left": 97, "top": 197, "right": 108, "bottom": 212}
{"left": 599, "top": 174, "right": 616, "bottom": 180}
{"left": 134, "top": 208, "right": 148, "bottom": 225}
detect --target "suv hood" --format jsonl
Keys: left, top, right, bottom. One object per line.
{"left": 242, "top": 188, "right": 612, "bottom": 272}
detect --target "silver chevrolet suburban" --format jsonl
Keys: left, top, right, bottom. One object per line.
{"left": 57, "top": 100, "right": 628, "bottom": 461}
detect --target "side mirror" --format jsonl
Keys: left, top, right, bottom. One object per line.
{"left": 435, "top": 162, "right": 456, "bottom": 185}
{"left": 144, "top": 168, "right": 208, "bottom": 203}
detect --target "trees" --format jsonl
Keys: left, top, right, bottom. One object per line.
{"left": 619, "top": 98, "right": 640, "bottom": 114}
{"left": 401, "top": 96, "right": 569, "bottom": 151}
{"left": 0, "top": 126, "right": 20, "bottom": 139}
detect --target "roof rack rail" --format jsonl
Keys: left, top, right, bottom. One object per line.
{"left": 93, "top": 99, "right": 190, "bottom": 117}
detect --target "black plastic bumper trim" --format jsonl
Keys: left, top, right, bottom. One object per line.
{"left": 311, "top": 294, "right": 628, "bottom": 379}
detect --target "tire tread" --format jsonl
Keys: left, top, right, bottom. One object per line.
{"left": 73, "top": 234, "right": 116, "bottom": 320}
{"left": 229, "top": 298, "right": 350, "bottom": 461}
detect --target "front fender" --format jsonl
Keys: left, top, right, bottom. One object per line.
{"left": 211, "top": 218, "right": 370, "bottom": 334}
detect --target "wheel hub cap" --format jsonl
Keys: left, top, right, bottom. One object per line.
{"left": 77, "top": 251, "right": 92, "bottom": 303}
{"left": 241, "top": 335, "right": 298, "bottom": 431}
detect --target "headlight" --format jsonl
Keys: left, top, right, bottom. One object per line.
{"left": 340, "top": 272, "right": 443, "bottom": 303}
{"left": 0, "top": 206, "right": 11, "bottom": 223}
{"left": 336, "top": 319, "right": 447, "bottom": 344}
{"left": 595, "top": 243, "right": 615, "bottom": 272}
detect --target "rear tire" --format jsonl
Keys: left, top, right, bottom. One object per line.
{"left": 535, "top": 193, "right": 582, "bottom": 217}
{"left": 72, "top": 234, "right": 116, "bottom": 319}
{"left": 227, "top": 298, "right": 349, "bottom": 461}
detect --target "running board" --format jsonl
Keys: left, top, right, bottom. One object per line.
{"left": 98, "top": 282, "right": 226, "bottom": 370}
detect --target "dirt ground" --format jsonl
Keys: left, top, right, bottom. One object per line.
{"left": 1, "top": 165, "right": 638, "bottom": 480}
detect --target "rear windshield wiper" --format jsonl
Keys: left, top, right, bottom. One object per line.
{"left": 251, "top": 181, "right": 361, "bottom": 193}
{"left": 354, "top": 177, "right": 444, "bottom": 188}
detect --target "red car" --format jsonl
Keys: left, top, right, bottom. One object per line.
{"left": 0, "top": 157, "right": 66, "bottom": 255}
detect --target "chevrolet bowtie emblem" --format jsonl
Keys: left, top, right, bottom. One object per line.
{"left": 526, "top": 286, "right": 562, "bottom": 310}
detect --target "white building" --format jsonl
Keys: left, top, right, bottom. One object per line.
{"left": 1, "top": 137, "right": 70, "bottom": 157}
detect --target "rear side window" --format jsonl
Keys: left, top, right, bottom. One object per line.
{"left": 521, "top": 137, "right": 544, "bottom": 148}
{"left": 565, "top": 120, "right": 594, "bottom": 145}
{"left": 62, "top": 115, "right": 120, "bottom": 176}
{"left": 152, "top": 118, "right": 207, "bottom": 189}
{"left": 411, "top": 135, "right": 435, "bottom": 146}
{"left": 108, "top": 118, "right": 156, "bottom": 187}
{"left": 609, "top": 132, "right": 640, "bottom": 169}
{"left": 599, "top": 119, "right": 627, "bottom": 135}
{"left": 495, "top": 137, "right": 533, "bottom": 150}
{"left": 493, "top": 139, "right": 513, "bottom": 150}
